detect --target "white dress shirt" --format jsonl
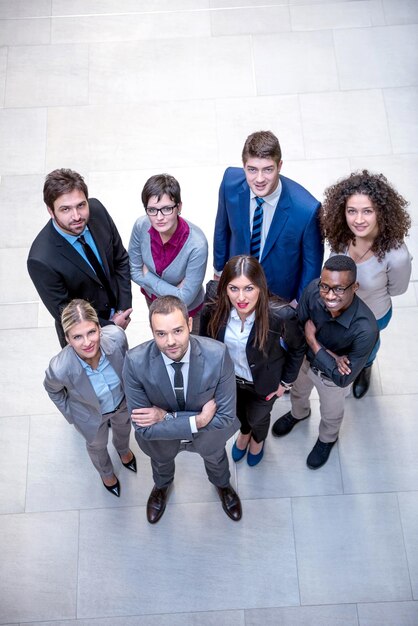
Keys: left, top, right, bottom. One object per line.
{"left": 224, "top": 308, "right": 255, "bottom": 382}
{"left": 161, "top": 344, "right": 197, "bottom": 433}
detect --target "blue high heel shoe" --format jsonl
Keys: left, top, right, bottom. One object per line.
{"left": 232, "top": 440, "right": 248, "bottom": 462}
{"left": 247, "top": 441, "right": 265, "bottom": 467}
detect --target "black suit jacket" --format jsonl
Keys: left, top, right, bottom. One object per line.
{"left": 200, "top": 303, "right": 306, "bottom": 397}
{"left": 27, "top": 199, "right": 132, "bottom": 346}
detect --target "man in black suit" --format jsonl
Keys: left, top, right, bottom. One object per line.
{"left": 27, "top": 168, "right": 132, "bottom": 346}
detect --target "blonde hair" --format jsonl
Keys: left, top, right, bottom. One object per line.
{"left": 61, "top": 299, "right": 99, "bottom": 337}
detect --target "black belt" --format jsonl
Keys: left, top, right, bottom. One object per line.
{"left": 310, "top": 366, "right": 332, "bottom": 382}
{"left": 103, "top": 399, "right": 124, "bottom": 416}
{"left": 235, "top": 376, "right": 254, "bottom": 387}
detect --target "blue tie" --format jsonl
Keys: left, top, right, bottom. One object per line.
{"left": 250, "top": 197, "right": 264, "bottom": 260}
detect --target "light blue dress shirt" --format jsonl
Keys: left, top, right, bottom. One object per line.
{"left": 52, "top": 221, "right": 104, "bottom": 273}
{"left": 77, "top": 349, "right": 124, "bottom": 414}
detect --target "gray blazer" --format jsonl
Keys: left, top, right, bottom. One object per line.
{"left": 123, "top": 335, "right": 239, "bottom": 450}
{"left": 44, "top": 325, "right": 128, "bottom": 443}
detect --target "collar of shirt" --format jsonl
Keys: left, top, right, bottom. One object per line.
{"left": 52, "top": 219, "right": 90, "bottom": 245}
{"left": 76, "top": 346, "right": 105, "bottom": 372}
{"left": 318, "top": 291, "right": 359, "bottom": 329}
{"left": 148, "top": 215, "right": 189, "bottom": 249}
{"left": 230, "top": 307, "right": 256, "bottom": 327}
{"left": 250, "top": 178, "right": 282, "bottom": 209}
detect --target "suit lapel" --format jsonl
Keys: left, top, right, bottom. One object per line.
{"left": 49, "top": 222, "right": 102, "bottom": 285}
{"left": 149, "top": 345, "right": 177, "bottom": 408}
{"left": 238, "top": 183, "right": 251, "bottom": 251}
{"left": 66, "top": 347, "right": 101, "bottom": 411}
{"left": 261, "top": 180, "right": 290, "bottom": 262}
{"left": 186, "top": 337, "right": 205, "bottom": 406}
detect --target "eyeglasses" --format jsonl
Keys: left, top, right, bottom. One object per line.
{"left": 145, "top": 204, "right": 178, "bottom": 217}
{"left": 318, "top": 281, "right": 355, "bottom": 296}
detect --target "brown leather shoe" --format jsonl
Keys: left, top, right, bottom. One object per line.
{"left": 146, "top": 484, "right": 171, "bottom": 524}
{"left": 216, "top": 485, "right": 242, "bottom": 521}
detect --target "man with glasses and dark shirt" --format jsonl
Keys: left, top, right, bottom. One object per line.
{"left": 272, "top": 255, "right": 379, "bottom": 469}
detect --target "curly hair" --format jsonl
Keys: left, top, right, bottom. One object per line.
{"left": 321, "top": 170, "right": 411, "bottom": 261}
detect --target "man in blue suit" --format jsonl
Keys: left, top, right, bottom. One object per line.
{"left": 213, "top": 130, "right": 323, "bottom": 301}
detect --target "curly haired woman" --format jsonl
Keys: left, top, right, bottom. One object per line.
{"left": 321, "top": 170, "right": 412, "bottom": 398}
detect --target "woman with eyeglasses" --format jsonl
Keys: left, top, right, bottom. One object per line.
{"left": 44, "top": 299, "right": 136, "bottom": 498}
{"left": 128, "top": 174, "right": 208, "bottom": 333}
{"left": 321, "top": 170, "right": 412, "bottom": 399}
{"left": 200, "top": 255, "right": 305, "bottom": 466}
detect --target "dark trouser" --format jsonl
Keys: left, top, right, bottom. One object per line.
{"left": 135, "top": 435, "right": 231, "bottom": 489}
{"left": 236, "top": 380, "right": 276, "bottom": 443}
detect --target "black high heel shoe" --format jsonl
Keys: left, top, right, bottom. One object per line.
{"left": 102, "top": 477, "right": 120, "bottom": 497}
{"left": 119, "top": 450, "right": 137, "bottom": 473}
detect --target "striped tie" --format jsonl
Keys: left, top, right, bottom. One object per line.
{"left": 250, "top": 197, "right": 264, "bottom": 260}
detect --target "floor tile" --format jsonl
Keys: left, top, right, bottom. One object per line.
{"left": 0, "top": 415, "right": 29, "bottom": 513}
{"left": 253, "top": 30, "right": 339, "bottom": 95}
{"left": 383, "top": 0, "right": 418, "bottom": 26}
{"left": 25, "top": 414, "right": 144, "bottom": 512}
{"left": 0, "top": 327, "right": 60, "bottom": 416}
{"left": 5, "top": 43, "right": 89, "bottom": 107}
{"left": 236, "top": 398, "right": 344, "bottom": 499}
{"left": 384, "top": 87, "right": 418, "bottom": 155}
{"left": 211, "top": 0, "right": 284, "bottom": 6}
{"left": 30, "top": 611, "right": 244, "bottom": 626}
{"left": 378, "top": 308, "right": 418, "bottom": 394}
{"left": 77, "top": 499, "right": 299, "bottom": 617}
{"left": 334, "top": 25, "right": 418, "bottom": 90}
{"left": 245, "top": 603, "right": 359, "bottom": 626}
{"left": 0, "top": 17, "right": 50, "bottom": 45}
{"left": 52, "top": 0, "right": 210, "bottom": 14}
{"left": 293, "top": 493, "right": 412, "bottom": 604}
{"left": 89, "top": 36, "right": 253, "bottom": 105}
{"left": 0, "top": 174, "right": 47, "bottom": 248}
{"left": 290, "top": 0, "right": 378, "bottom": 31}
{"left": 211, "top": 5, "right": 291, "bottom": 36}
{"left": 398, "top": 492, "right": 418, "bottom": 599}
{"left": 284, "top": 157, "right": 351, "bottom": 203}
{"left": 340, "top": 395, "right": 418, "bottom": 493}
{"left": 0, "top": 510, "right": 78, "bottom": 623}
{"left": 0, "top": 45, "right": 6, "bottom": 104}
{"left": 46, "top": 101, "right": 218, "bottom": 173}
{"left": 0, "top": 302, "right": 39, "bottom": 329}
{"left": 0, "top": 247, "right": 39, "bottom": 303}
{"left": 51, "top": 10, "right": 211, "bottom": 44}
{"left": 215, "top": 95, "right": 305, "bottom": 164}
{"left": 300, "top": 90, "right": 391, "bottom": 158}
{"left": 358, "top": 600, "right": 418, "bottom": 625}
{"left": 0, "top": 108, "right": 47, "bottom": 175}
{"left": 0, "top": 0, "right": 51, "bottom": 18}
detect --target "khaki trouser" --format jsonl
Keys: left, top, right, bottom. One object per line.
{"left": 290, "top": 357, "right": 351, "bottom": 443}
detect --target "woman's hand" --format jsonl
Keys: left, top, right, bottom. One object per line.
{"left": 266, "top": 384, "right": 286, "bottom": 402}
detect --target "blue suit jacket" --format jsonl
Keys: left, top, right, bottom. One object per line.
{"left": 213, "top": 168, "right": 324, "bottom": 300}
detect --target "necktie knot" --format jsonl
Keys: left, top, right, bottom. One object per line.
{"left": 255, "top": 196, "right": 265, "bottom": 208}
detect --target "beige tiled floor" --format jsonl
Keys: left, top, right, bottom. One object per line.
{"left": 0, "top": 1, "right": 417, "bottom": 624}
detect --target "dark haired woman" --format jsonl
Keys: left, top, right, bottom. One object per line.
{"left": 321, "top": 170, "right": 412, "bottom": 398}
{"left": 129, "top": 173, "right": 208, "bottom": 333}
{"left": 200, "top": 255, "right": 305, "bottom": 466}
{"left": 44, "top": 299, "right": 136, "bottom": 497}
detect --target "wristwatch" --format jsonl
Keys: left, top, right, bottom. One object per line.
{"left": 163, "top": 412, "right": 177, "bottom": 421}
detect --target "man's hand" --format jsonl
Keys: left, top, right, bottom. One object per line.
{"left": 195, "top": 398, "right": 216, "bottom": 429}
{"left": 131, "top": 405, "right": 165, "bottom": 426}
{"left": 334, "top": 354, "right": 351, "bottom": 376}
{"left": 112, "top": 308, "right": 133, "bottom": 330}
{"left": 266, "top": 383, "right": 286, "bottom": 402}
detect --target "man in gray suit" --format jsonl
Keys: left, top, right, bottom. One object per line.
{"left": 123, "top": 295, "right": 242, "bottom": 523}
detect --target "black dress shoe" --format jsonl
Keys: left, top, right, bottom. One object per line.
{"left": 119, "top": 450, "right": 137, "bottom": 473}
{"left": 306, "top": 438, "right": 337, "bottom": 470}
{"left": 353, "top": 365, "right": 372, "bottom": 399}
{"left": 216, "top": 485, "right": 242, "bottom": 521}
{"left": 102, "top": 477, "right": 120, "bottom": 497}
{"left": 147, "top": 484, "right": 171, "bottom": 524}
{"left": 272, "top": 409, "right": 311, "bottom": 437}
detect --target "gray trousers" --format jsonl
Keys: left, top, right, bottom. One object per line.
{"left": 84, "top": 400, "right": 131, "bottom": 478}
{"left": 136, "top": 434, "right": 231, "bottom": 489}
{"left": 290, "top": 357, "right": 351, "bottom": 443}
